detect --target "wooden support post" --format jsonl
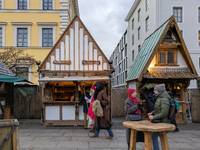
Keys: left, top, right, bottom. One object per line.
{"left": 74, "top": 82, "right": 80, "bottom": 126}
{"left": 144, "top": 132, "right": 152, "bottom": 150}
{"left": 181, "top": 81, "right": 189, "bottom": 123}
{"left": 159, "top": 131, "right": 169, "bottom": 150}
{"left": 129, "top": 129, "right": 137, "bottom": 150}
{"left": 4, "top": 106, "right": 10, "bottom": 119}
{"left": 136, "top": 81, "right": 141, "bottom": 100}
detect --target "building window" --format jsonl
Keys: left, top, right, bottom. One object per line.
{"left": 0, "top": 28, "right": 2, "bottom": 47}
{"left": 126, "top": 58, "right": 127, "bottom": 69}
{"left": 124, "top": 59, "right": 125, "bottom": 70}
{"left": 199, "top": 30, "right": 200, "bottom": 46}
{"left": 132, "top": 50, "right": 134, "bottom": 61}
{"left": 115, "top": 57, "right": 117, "bottom": 66}
{"left": 42, "top": 28, "right": 53, "bottom": 47}
{"left": 16, "top": 67, "right": 29, "bottom": 80}
{"left": 199, "top": 57, "right": 200, "bottom": 69}
{"left": 121, "top": 49, "right": 124, "bottom": 60}
{"left": 0, "top": 0, "right": 2, "bottom": 9}
{"left": 138, "top": 27, "right": 141, "bottom": 39}
{"left": 138, "top": 45, "right": 141, "bottom": 53}
{"left": 173, "top": 7, "right": 182, "bottom": 23}
{"left": 43, "top": 0, "right": 52, "bottom": 10}
{"left": 125, "top": 45, "right": 127, "bottom": 56}
{"left": 18, "top": 0, "right": 27, "bottom": 9}
{"left": 156, "top": 50, "right": 177, "bottom": 65}
{"left": 125, "top": 71, "right": 127, "bottom": 79}
{"left": 146, "top": 0, "right": 149, "bottom": 11}
{"left": 146, "top": 16, "right": 149, "bottom": 31}
{"left": 180, "top": 30, "right": 183, "bottom": 35}
{"left": 17, "top": 28, "right": 28, "bottom": 47}
{"left": 124, "top": 32, "right": 127, "bottom": 45}
{"left": 132, "top": 34, "right": 134, "bottom": 45}
{"left": 132, "top": 19, "right": 134, "bottom": 30}
{"left": 199, "top": 7, "right": 200, "bottom": 23}
{"left": 138, "top": 9, "right": 141, "bottom": 22}
{"left": 117, "top": 76, "right": 119, "bottom": 85}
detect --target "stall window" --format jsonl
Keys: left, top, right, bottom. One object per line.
{"left": 156, "top": 50, "right": 177, "bottom": 66}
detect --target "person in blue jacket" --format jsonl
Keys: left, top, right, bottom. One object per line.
{"left": 80, "top": 87, "right": 91, "bottom": 129}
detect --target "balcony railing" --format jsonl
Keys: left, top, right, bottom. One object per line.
{"left": 149, "top": 67, "right": 189, "bottom": 73}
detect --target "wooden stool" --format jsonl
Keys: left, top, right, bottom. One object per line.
{"left": 123, "top": 120, "right": 175, "bottom": 150}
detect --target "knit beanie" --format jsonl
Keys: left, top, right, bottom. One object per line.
{"left": 154, "top": 83, "right": 165, "bottom": 93}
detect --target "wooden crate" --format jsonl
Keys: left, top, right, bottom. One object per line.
{"left": 0, "top": 119, "right": 19, "bottom": 150}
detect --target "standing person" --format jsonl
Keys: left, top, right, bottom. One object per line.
{"left": 87, "top": 84, "right": 96, "bottom": 132}
{"left": 168, "top": 90, "right": 179, "bottom": 132}
{"left": 89, "top": 82, "right": 114, "bottom": 139}
{"left": 79, "top": 87, "right": 91, "bottom": 129}
{"left": 148, "top": 83, "right": 170, "bottom": 150}
{"left": 125, "top": 88, "right": 144, "bottom": 150}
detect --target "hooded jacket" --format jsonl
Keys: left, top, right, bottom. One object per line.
{"left": 151, "top": 90, "right": 171, "bottom": 123}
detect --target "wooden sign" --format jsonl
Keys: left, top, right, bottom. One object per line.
{"left": 82, "top": 60, "right": 101, "bottom": 65}
{"left": 53, "top": 60, "right": 71, "bottom": 65}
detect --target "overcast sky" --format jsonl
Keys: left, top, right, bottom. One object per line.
{"left": 78, "top": 0, "right": 135, "bottom": 59}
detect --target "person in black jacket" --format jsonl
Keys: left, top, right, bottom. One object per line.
{"left": 146, "top": 88, "right": 157, "bottom": 113}
{"left": 167, "top": 90, "right": 179, "bottom": 132}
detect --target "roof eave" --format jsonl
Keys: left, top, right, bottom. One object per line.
{"left": 125, "top": 0, "right": 141, "bottom": 22}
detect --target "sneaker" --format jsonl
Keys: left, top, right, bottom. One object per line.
{"left": 106, "top": 134, "right": 114, "bottom": 140}
{"left": 89, "top": 135, "right": 98, "bottom": 138}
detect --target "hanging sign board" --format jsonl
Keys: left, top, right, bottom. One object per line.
{"left": 53, "top": 60, "right": 71, "bottom": 65}
{"left": 82, "top": 60, "right": 101, "bottom": 65}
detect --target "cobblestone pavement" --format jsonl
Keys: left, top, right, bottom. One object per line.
{"left": 18, "top": 117, "right": 200, "bottom": 130}
{"left": 18, "top": 117, "right": 200, "bottom": 150}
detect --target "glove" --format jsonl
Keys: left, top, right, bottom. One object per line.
{"left": 137, "top": 102, "right": 143, "bottom": 108}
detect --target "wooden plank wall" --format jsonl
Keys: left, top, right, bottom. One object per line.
{"left": 14, "top": 93, "right": 41, "bottom": 119}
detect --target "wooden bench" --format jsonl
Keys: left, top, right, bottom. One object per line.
{"left": 123, "top": 120, "right": 175, "bottom": 150}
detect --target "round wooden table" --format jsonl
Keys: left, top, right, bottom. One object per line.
{"left": 123, "top": 120, "right": 175, "bottom": 150}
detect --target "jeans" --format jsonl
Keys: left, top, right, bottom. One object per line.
{"left": 152, "top": 132, "right": 160, "bottom": 150}
{"left": 94, "top": 128, "right": 113, "bottom": 136}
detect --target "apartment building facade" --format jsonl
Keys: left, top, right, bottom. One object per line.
{"left": 0, "top": 0, "right": 79, "bottom": 84}
{"left": 110, "top": 0, "right": 200, "bottom": 88}
{"left": 109, "top": 30, "right": 128, "bottom": 88}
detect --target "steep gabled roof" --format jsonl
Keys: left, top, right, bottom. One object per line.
{"left": 126, "top": 15, "right": 198, "bottom": 82}
{"left": 0, "top": 60, "right": 15, "bottom": 77}
{"left": 39, "top": 15, "right": 114, "bottom": 73}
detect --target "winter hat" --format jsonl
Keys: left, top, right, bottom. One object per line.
{"left": 154, "top": 83, "right": 166, "bottom": 93}
{"left": 127, "top": 88, "right": 136, "bottom": 97}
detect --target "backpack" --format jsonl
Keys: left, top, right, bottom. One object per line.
{"left": 168, "top": 100, "right": 176, "bottom": 119}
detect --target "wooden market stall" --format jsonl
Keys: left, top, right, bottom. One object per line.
{"left": 38, "top": 16, "right": 114, "bottom": 126}
{"left": 126, "top": 15, "right": 198, "bottom": 124}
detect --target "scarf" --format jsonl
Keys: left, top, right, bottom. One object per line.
{"left": 127, "top": 88, "right": 141, "bottom": 115}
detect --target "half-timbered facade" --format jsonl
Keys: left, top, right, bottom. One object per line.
{"left": 126, "top": 16, "right": 198, "bottom": 124}
{"left": 38, "top": 15, "right": 114, "bottom": 126}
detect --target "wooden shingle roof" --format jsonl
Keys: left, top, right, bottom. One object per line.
{"left": 0, "top": 60, "right": 15, "bottom": 77}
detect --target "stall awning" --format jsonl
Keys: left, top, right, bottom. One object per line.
{"left": 38, "top": 76, "right": 110, "bottom": 82}
{"left": 0, "top": 74, "right": 27, "bottom": 83}
{"left": 143, "top": 72, "right": 198, "bottom": 79}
